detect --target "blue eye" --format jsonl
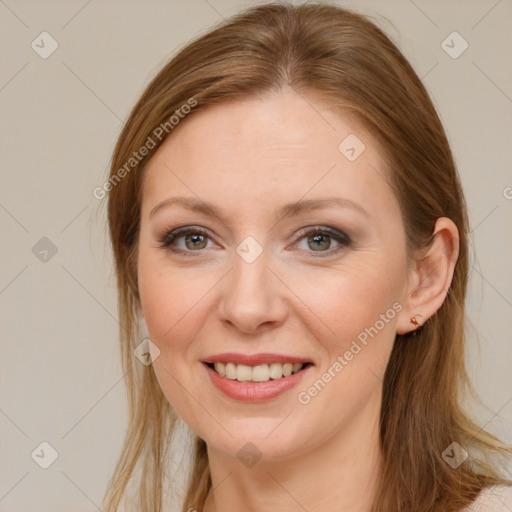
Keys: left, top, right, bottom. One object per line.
{"left": 158, "top": 226, "right": 351, "bottom": 257}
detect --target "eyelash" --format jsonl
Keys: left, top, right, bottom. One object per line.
{"left": 157, "top": 225, "right": 352, "bottom": 258}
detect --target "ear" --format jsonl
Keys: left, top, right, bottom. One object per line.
{"left": 396, "top": 217, "right": 460, "bottom": 335}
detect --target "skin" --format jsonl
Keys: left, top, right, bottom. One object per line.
{"left": 137, "top": 87, "right": 459, "bottom": 512}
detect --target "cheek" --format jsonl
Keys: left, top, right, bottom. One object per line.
{"left": 289, "top": 256, "right": 404, "bottom": 351}
{"left": 137, "top": 251, "right": 213, "bottom": 355}
{"left": 291, "top": 260, "right": 402, "bottom": 429}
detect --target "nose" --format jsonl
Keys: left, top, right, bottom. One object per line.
{"left": 218, "top": 247, "right": 289, "bottom": 335}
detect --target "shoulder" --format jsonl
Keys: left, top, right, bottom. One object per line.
{"left": 461, "top": 485, "right": 512, "bottom": 512}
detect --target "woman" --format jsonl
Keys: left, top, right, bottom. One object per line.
{"left": 101, "top": 3, "right": 512, "bottom": 511}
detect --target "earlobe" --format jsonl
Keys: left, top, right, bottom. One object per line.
{"left": 396, "top": 217, "right": 459, "bottom": 336}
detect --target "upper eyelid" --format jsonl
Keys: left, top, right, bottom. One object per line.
{"left": 160, "top": 225, "right": 348, "bottom": 241}
{"left": 293, "top": 225, "right": 350, "bottom": 240}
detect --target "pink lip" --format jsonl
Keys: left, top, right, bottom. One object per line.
{"left": 202, "top": 361, "right": 313, "bottom": 402}
{"left": 202, "top": 352, "right": 313, "bottom": 366}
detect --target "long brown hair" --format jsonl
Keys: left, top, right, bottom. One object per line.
{"left": 102, "top": 3, "right": 512, "bottom": 511}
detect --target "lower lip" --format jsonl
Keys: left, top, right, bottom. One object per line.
{"left": 202, "top": 362, "right": 313, "bottom": 402}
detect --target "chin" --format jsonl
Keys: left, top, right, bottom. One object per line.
{"left": 198, "top": 418, "right": 312, "bottom": 463}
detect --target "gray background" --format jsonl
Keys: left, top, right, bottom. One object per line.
{"left": 1, "top": 0, "right": 511, "bottom": 511}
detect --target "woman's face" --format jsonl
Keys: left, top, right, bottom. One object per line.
{"left": 137, "top": 88, "right": 412, "bottom": 461}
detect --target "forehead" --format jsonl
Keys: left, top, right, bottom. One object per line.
{"left": 149, "top": 89, "right": 375, "bottom": 160}
{"left": 141, "top": 89, "right": 397, "bottom": 220}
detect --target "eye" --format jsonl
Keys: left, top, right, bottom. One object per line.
{"left": 157, "top": 225, "right": 351, "bottom": 258}
{"left": 292, "top": 226, "right": 351, "bottom": 256}
{"left": 157, "top": 226, "right": 215, "bottom": 256}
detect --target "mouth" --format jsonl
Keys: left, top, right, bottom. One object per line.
{"left": 202, "top": 359, "right": 315, "bottom": 402}
{"left": 202, "top": 361, "right": 314, "bottom": 383}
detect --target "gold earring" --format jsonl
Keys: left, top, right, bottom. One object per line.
{"left": 410, "top": 314, "right": 423, "bottom": 326}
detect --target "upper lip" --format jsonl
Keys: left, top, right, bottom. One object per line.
{"left": 202, "top": 352, "right": 313, "bottom": 366}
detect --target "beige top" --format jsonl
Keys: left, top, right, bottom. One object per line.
{"left": 461, "top": 485, "right": 512, "bottom": 511}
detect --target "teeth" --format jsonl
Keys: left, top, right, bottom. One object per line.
{"left": 212, "top": 362, "right": 305, "bottom": 382}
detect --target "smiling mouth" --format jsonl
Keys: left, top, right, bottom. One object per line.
{"left": 204, "top": 361, "right": 313, "bottom": 382}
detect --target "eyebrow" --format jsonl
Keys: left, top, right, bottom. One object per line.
{"left": 149, "top": 196, "right": 370, "bottom": 221}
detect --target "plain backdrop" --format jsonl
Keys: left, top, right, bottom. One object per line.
{"left": 1, "top": 0, "right": 511, "bottom": 511}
